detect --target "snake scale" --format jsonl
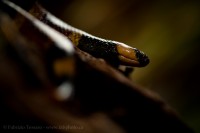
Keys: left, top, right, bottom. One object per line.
{"left": 1, "top": 0, "right": 150, "bottom": 101}
{"left": 3, "top": 0, "right": 149, "bottom": 68}
{"left": 30, "top": 3, "right": 150, "bottom": 68}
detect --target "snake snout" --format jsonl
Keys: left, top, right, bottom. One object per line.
{"left": 135, "top": 49, "right": 149, "bottom": 67}
{"left": 116, "top": 43, "right": 149, "bottom": 67}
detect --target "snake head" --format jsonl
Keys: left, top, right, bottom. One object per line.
{"left": 116, "top": 42, "right": 149, "bottom": 67}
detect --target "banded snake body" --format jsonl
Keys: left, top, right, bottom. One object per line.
{"left": 1, "top": 0, "right": 150, "bottom": 101}
{"left": 2, "top": 0, "right": 149, "bottom": 68}
{"left": 31, "top": 4, "right": 150, "bottom": 68}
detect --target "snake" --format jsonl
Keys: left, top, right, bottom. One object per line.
{"left": 2, "top": 0, "right": 149, "bottom": 68}
{"left": 1, "top": 0, "right": 149, "bottom": 101}
{"left": 29, "top": 3, "right": 149, "bottom": 67}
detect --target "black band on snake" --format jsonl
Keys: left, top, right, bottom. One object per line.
{"left": 31, "top": 3, "right": 150, "bottom": 67}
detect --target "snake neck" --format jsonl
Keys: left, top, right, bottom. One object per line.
{"left": 33, "top": 10, "right": 119, "bottom": 63}
{"left": 29, "top": 3, "right": 149, "bottom": 67}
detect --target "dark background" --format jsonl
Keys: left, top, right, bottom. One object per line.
{"left": 2, "top": 0, "right": 200, "bottom": 132}
{"left": 51, "top": 0, "right": 200, "bottom": 132}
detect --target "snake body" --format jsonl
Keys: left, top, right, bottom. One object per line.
{"left": 1, "top": 0, "right": 148, "bottom": 102}
{"left": 41, "top": 15, "right": 119, "bottom": 64}
{"left": 30, "top": 4, "right": 149, "bottom": 67}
